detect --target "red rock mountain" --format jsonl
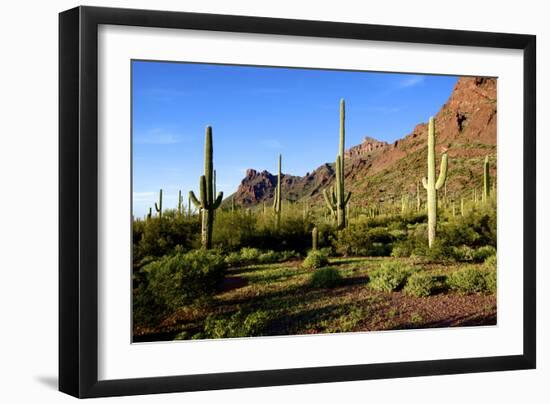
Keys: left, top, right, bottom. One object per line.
{"left": 228, "top": 77, "right": 496, "bottom": 208}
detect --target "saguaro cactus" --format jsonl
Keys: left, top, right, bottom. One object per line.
{"left": 154, "top": 189, "right": 163, "bottom": 219}
{"left": 312, "top": 226, "right": 319, "bottom": 251}
{"left": 189, "top": 126, "right": 224, "bottom": 249}
{"left": 323, "top": 99, "right": 352, "bottom": 229}
{"left": 146, "top": 207, "right": 152, "bottom": 221}
{"left": 422, "top": 117, "right": 448, "bottom": 248}
{"left": 416, "top": 181, "right": 421, "bottom": 213}
{"left": 177, "top": 190, "right": 183, "bottom": 216}
{"left": 401, "top": 194, "right": 409, "bottom": 214}
{"left": 483, "top": 155, "right": 490, "bottom": 203}
{"left": 273, "top": 154, "right": 282, "bottom": 228}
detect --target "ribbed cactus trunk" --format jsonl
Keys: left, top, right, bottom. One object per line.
{"left": 461, "top": 197, "right": 465, "bottom": 217}
{"left": 416, "top": 182, "right": 421, "bottom": 213}
{"left": 189, "top": 126, "right": 223, "bottom": 249}
{"left": 483, "top": 155, "right": 490, "bottom": 203}
{"left": 187, "top": 195, "right": 191, "bottom": 218}
{"left": 154, "top": 189, "right": 163, "bottom": 219}
{"left": 312, "top": 226, "right": 318, "bottom": 251}
{"left": 178, "top": 190, "right": 183, "bottom": 216}
{"left": 273, "top": 154, "right": 282, "bottom": 228}
{"left": 422, "top": 117, "right": 448, "bottom": 248}
{"left": 323, "top": 99, "right": 351, "bottom": 230}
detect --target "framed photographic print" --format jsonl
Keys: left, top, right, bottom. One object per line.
{"left": 59, "top": 6, "right": 536, "bottom": 398}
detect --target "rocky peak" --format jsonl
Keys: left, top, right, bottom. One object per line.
{"left": 345, "top": 136, "right": 388, "bottom": 159}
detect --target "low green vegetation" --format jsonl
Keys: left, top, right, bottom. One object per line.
{"left": 302, "top": 250, "right": 329, "bottom": 269}
{"left": 309, "top": 267, "right": 342, "bottom": 288}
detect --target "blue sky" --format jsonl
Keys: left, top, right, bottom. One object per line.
{"left": 132, "top": 60, "right": 458, "bottom": 217}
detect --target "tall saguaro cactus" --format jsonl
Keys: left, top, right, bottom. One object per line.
{"left": 154, "top": 189, "right": 163, "bottom": 219}
{"left": 178, "top": 190, "right": 183, "bottom": 216}
{"left": 422, "top": 117, "right": 448, "bottom": 248}
{"left": 483, "top": 155, "right": 491, "bottom": 203}
{"left": 416, "top": 181, "right": 421, "bottom": 213}
{"left": 312, "top": 226, "right": 319, "bottom": 251}
{"left": 323, "top": 99, "right": 352, "bottom": 229}
{"left": 189, "top": 126, "right": 224, "bottom": 249}
{"left": 273, "top": 154, "right": 282, "bottom": 228}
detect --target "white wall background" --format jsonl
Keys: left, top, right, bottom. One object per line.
{"left": 0, "top": 0, "right": 546, "bottom": 402}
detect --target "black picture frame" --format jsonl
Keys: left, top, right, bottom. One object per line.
{"left": 59, "top": 5, "right": 536, "bottom": 398}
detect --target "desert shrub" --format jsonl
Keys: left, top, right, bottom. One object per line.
{"left": 133, "top": 216, "right": 200, "bottom": 266}
{"left": 302, "top": 250, "right": 329, "bottom": 269}
{"left": 484, "top": 270, "right": 497, "bottom": 294}
{"left": 484, "top": 254, "right": 497, "bottom": 270}
{"left": 224, "top": 248, "right": 298, "bottom": 267}
{"left": 334, "top": 224, "right": 395, "bottom": 256}
{"left": 143, "top": 249, "right": 226, "bottom": 309}
{"left": 132, "top": 281, "right": 168, "bottom": 327}
{"left": 473, "top": 245, "right": 497, "bottom": 263}
{"left": 447, "top": 266, "right": 493, "bottom": 295}
{"left": 392, "top": 224, "right": 453, "bottom": 262}
{"left": 404, "top": 272, "right": 438, "bottom": 297}
{"left": 451, "top": 245, "right": 475, "bottom": 262}
{"left": 239, "top": 247, "right": 262, "bottom": 263}
{"left": 308, "top": 267, "right": 342, "bottom": 288}
{"left": 369, "top": 262, "right": 416, "bottom": 292}
{"left": 439, "top": 208, "right": 496, "bottom": 248}
{"left": 204, "top": 310, "right": 272, "bottom": 338}
{"left": 391, "top": 244, "right": 411, "bottom": 258}
{"left": 258, "top": 249, "right": 298, "bottom": 264}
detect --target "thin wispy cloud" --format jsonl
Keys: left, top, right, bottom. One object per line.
{"left": 398, "top": 76, "right": 425, "bottom": 88}
{"left": 134, "top": 128, "right": 187, "bottom": 145}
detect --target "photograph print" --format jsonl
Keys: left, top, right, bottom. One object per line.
{"left": 131, "top": 61, "right": 497, "bottom": 343}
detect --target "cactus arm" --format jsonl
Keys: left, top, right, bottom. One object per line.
{"left": 189, "top": 191, "right": 202, "bottom": 209}
{"left": 422, "top": 177, "right": 428, "bottom": 189}
{"left": 212, "top": 192, "right": 224, "bottom": 209}
{"left": 154, "top": 202, "right": 160, "bottom": 212}
{"left": 435, "top": 153, "right": 448, "bottom": 190}
{"left": 198, "top": 175, "right": 207, "bottom": 207}
{"left": 323, "top": 188, "right": 336, "bottom": 215}
{"left": 344, "top": 191, "right": 352, "bottom": 206}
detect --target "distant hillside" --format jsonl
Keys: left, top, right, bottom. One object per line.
{"left": 226, "top": 77, "right": 497, "bottom": 208}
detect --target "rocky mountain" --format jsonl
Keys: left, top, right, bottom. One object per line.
{"left": 227, "top": 77, "right": 497, "bottom": 208}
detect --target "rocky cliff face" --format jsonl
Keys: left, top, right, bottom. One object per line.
{"left": 228, "top": 77, "right": 497, "bottom": 207}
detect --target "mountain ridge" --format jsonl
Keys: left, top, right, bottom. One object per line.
{"left": 227, "top": 76, "right": 497, "bottom": 208}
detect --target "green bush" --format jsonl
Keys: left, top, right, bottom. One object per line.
{"left": 484, "top": 254, "right": 497, "bottom": 270}
{"left": 391, "top": 244, "right": 411, "bottom": 258}
{"left": 404, "top": 272, "right": 438, "bottom": 297}
{"left": 239, "top": 247, "right": 262, "bottom": 263}
{"left": 204, "top": 310, "right": 272, "bottom": 338}
{"left": 302, "top": 250, "right": 329, "bottom": 269}
{"left": 132, "top": 215, "right": 201, "bottom": 266}
{"left": 143, "top": 249, "right": 226, "bottom": 309}
{"left": 308, "top": 267, "right": 342, "bottom": 288}
{"left": 224, "top": 248, "right": 298, "bottom": 267}
{"left": 447, "top": 266, "right": 493, "bottom": 295}
{"left": 451, "top": 245, "right": 475, "bottom": 262}
{"left": 369, "top": 262, "right": 416, "bottom": 292}
{"left": 473, "top": 245, "right": 497, "bottom": 263}
{"left": 334, "top": 224, "right": 396, "bottom": 256}
{"left": 484, "top": 270, "right": 497, "bottom": 294}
